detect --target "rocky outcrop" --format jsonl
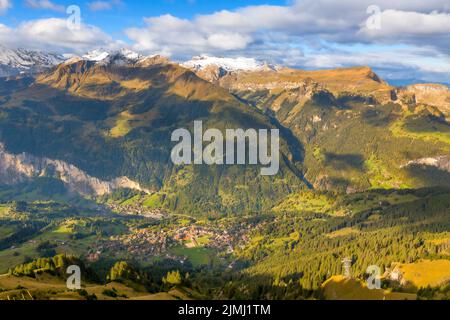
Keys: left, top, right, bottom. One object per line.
{"left": 0, "top": 143, "right": 151, "bottom": 196}
{"left": 403, "top": 156, "right": 450, "bottom": 173}
{"left": 137, "top": 55, "right": 172, "bottom": 68}
{"left": 397, "top": 84, "right": 450, "bottom": 117}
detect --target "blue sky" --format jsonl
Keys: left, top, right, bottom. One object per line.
{"left": 0, "top": 0, "right": 449, "bottom": 84}
{"left": 2, "top": 1, "right": 287, "bottom": 34}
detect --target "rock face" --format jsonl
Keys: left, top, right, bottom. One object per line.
{"left": 0, "top": 143, "right": 151, "bottom": 196}
{"left": 185, "top": 57, "right": 450, "bottom": 121}
{"left": 397, "top": 84, "right": 450, "bottom": 116}
{"left": 185, "top": 60, "right": 390, "bottom": 96}
{"left": 403, "top": 156, "right": 450, "bottom": 173}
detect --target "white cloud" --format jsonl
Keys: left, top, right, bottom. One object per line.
{"left": 25, "top": 0, "right": 65, "bottom": 12}
{"left": 127, "top": 0, "right": 450, "bottom": 56}
{"left": 206, "top": 33, "right": 251, "bottom": 51}
{"left": 359, "top": 10, "right": 450, "bottom": 37}
{"left": 0, "top": 18, "right": 123, "bottom": 53}
{"left": 0, "top": 0, "right": 12, "bottom": 14}
{"left": 126, "top": 14, "right": 255, "bottom": 56}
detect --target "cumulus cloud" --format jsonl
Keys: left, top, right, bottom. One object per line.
{"left": 0, "top": 0, "right": 12, "bottom": 14}
{"left": 127, "top": 0, "right": 450, "bottom": 55}
{"left": 359, "top": 10, "right": 450, "bottom": 45}
{"left": 0, "top": 18, "right": 123, "bottom": 53}
{"left": 126, "top": 14, "right": 254, "bottom": 57}
{"left": 25, "top": 0, "right": 65, "bottom": 12}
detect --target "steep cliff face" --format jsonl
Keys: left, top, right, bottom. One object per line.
{"left": 397, "top": 84, "right": 450, "bottom": 117}
{"left": 0, "top": 143, "right": 150, "bottom": 196}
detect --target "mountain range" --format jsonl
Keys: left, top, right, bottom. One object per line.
{"left": 0, "top": 47, "right": 449, "bottom": 301}
{"left": 0, "top": 48, "right": 449, "bottom": 214}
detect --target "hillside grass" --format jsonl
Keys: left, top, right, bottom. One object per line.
{"left": 365, "top": 155, "right": 410, "bottom": 189}
{"left": 0, "top": 242, "right": 37, "bottom": 274}
{"left": 390, "top": 117, "right": 450, "bottom": 146}
{"left": 272, "top": 192, "right": 337, "bottom": 215}
{"left": 169, "top": 246, "right": 218, "bottom": 267}
{"left": 0, "top": 274, "right": 188, "bottom": 300}
{"left": 398, "top": 260, "right": 450, "bottom": 288}
{"left": 322, "top": 275, "right": 416, "bottom": 300}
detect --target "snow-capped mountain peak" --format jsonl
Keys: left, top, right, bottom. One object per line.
{"left": 82, "top": 49, "right": 110, "bottom": 62}
{"left": 182, "top": 55, "right": 275, "bottom": 72}
{"left": 82, "top": 48, "right": 144, "bottom": 66}
{"left": 0, "top": 46, "right": 65, "bottom": 77}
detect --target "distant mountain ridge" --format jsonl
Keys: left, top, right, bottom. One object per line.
{"left": 0, "top": 46, "right": 65, "bottom": 77}
{"left": 1, "top": 46, "right": 448, "bottom": 94}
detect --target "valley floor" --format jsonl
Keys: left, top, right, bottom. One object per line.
{"left": 0, "top": 188, "right": 449, "bottom": 300}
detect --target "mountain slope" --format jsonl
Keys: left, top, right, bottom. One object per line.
{"left": 0, "top": 54, "right": 306, "bottom": 214}
{"left": 1, "top": 51, "right": 449, "bottom": 211}
{"left": 186, "top": 62, "right": 394, "bottom": 104}
{"left": 187, "top": 58, "right": 450, "bottom": 193}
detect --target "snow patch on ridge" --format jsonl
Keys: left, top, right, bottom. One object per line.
{"left": 0, "top": 46, "right": 65, "bottom": 77}
{"left": 82, "top": 48, "right": 146, "bottom": 66}
{"left": 183, "top": 55, "right": 274, "bottom": 72}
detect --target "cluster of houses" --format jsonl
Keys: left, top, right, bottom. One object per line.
{"left": 172, "top": 225, "right": 249, "bottom": 253}
{"left": 87, "top": 228, "right": 174, "bottom": 261}
{"left": 84, "top": 220, "right": 253, "bottom": 264}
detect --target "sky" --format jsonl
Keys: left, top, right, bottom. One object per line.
{"left": 0, "top": 0, "right": 449, "bottom": 84}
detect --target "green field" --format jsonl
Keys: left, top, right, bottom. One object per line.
{"left": 169, "top": 246, "right": 218, "bottom": 267}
